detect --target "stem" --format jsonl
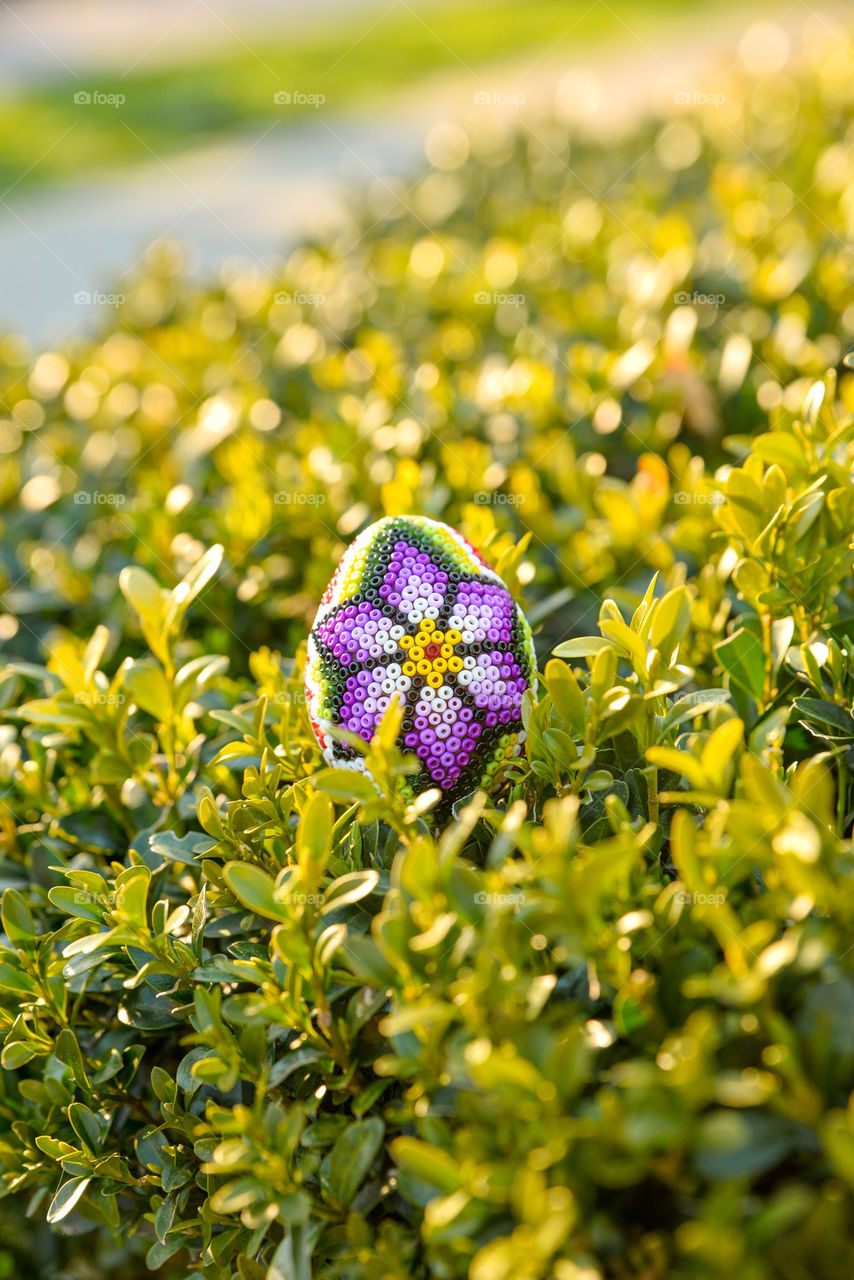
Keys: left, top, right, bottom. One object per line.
{"left": 644, "top": 766, "right": 659, "bottom": 827}
{"left": 837, "top": 752, "right": 849, "bottom": 838}
{"left": 760, "top": 611, "right": 774, "bottom": 703}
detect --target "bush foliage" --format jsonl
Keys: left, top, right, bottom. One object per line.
{"left": 1, "top": 28, "right": 854, "bottom": 1280}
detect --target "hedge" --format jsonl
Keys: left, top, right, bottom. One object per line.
{"left": 1, "top": 24, "right": 854, "bottom": 1280}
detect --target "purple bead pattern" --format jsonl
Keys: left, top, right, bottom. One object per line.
{"left": 305, "top": 515, "right": 536, "bottom": 809}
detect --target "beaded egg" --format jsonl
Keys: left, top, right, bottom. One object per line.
{"left": 305, "top": 515, "right": 536, "bottom": 811}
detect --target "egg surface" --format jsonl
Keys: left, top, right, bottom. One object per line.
{"left": 305, "top": 515, "right": 535, "bottom": 809}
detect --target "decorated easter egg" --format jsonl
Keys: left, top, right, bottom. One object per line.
{"left": 305, "top": 515, "right": 536, "bottom": 810}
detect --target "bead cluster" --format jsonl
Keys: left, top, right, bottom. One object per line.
{"left": 306, "top": 515, "right": 536, "bottom": 810}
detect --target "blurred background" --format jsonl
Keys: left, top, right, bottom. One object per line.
{"left": 0, "top": 0, "right": 845, "bottom": 341}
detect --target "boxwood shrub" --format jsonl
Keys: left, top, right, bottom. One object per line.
{"left": 1, "top": 27, "right": 854, "bottom": 1280}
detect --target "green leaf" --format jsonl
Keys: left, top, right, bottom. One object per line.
{"left": 123, "top": 662, "right": 172, "bottom": 720}
{"left": 55, "top": 1029, "right": 91, "bottom": 1089}
{"left": 67, "top": 1103, "right": 104, "bottom": 1154}
{"left": 391, "top": 1137, "right": 462, "bottom": 1193}
{"left": 113, "top": 866, "right": 150, "bottom": 926}
{"left": 315, "top": 922, "right": 347, "bottom": 966}
{"left": 119, "top": 568, "right": 165, "bottom": 657}
{"left": 327, "top": 1117, "right": 385, "bottom": 1206}
{"left": 1, "top": 888, "right": 35, "bottom": 948}
{"left": 223, "top": 863, "right": 285, "bottom": 922}
{"left": 793, "top": 698, "right": 854, "bottom": 739}
{"left": 700, "top": 718, "right": 743, "bottom": 792}
{"left": 715, "top": 627, "right": 765, "bottom": 702}
{"left": 297, "top": 792, "right": 333, "bottom": 877}
{"left": 192, "top": 883, "right": 207, "bottom": 959}
{"left": 47, "top": 1176, "right": 91, "bottom": 1224}
{"left": 268, "top": 1224, "right": 320, "bottom": 1280}
{"left": 1, "top": 1041, "right": 39, "bottom": 1069}
{"left": 646, "top": 746, "right": 708, "bottom": 792}
{"left": 544, "top": 659, "right": 585, "bottom": 729}
{"left": 752, "top": 431, "right": 807, "bottom": 470}
{"left": 320, "top": 870, "right": 380, "bottom": 914}
{"left": 552, "top": 636, "right": 612, "bottom": 658}
{"left": 312, "top": 769, "right": 378, "bottom": 803}
{"left": 163, "top": 544, "right": 224, "bottom": 633}
{"left": 48, "top": 886, "right": 105, "bottom": 923}
{"left": 649, "top": 586, "right": 691, "bottom": 659}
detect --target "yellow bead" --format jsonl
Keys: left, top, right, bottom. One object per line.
{"left": 427, "top": 671, "right": 443, "bottom": 688}
{"left": 447, "top": 656, "right": 463, "bottom": 672}
{"left": 416, "top": 659, "right": 432, "bottom": 675}
{"left": 402, "top": 661, "right": 416, "bottom": 676}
